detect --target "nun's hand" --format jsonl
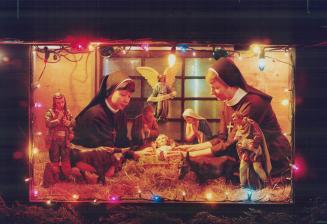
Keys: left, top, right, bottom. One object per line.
{"left": 174, "top": 144, "right": 195, "bottom": 152}
{"left": 174, "top": 145, "right": 189, "bottom": 151}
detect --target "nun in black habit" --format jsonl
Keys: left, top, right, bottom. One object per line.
{"left": 72, "top": 71, "right": 135, "bottom": 148}
{"left": 180, "top": 58, "right": 291, "bottom": 178}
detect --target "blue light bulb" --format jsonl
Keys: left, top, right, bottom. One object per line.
{"left": 151, "top": 195, "right": 162, "bottom": 203}
{"left": 258, "top": 58, "right": 266, "bottom": 71}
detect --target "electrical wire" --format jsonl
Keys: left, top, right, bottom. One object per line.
{"left": 62, "top": 53, "right": 84, "bottom": 62}
{"left": 37, "top": 62, "right": 47, "bottom": 82}
{"left": 265, "top": 55, "right": 294, "bottom": 67}
{"left": 72, "top": 52, "right": 90, "bottom": 83}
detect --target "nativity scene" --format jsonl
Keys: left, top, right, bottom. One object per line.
{"left": 30, "top": 42, "right": 294, "bottom": 203}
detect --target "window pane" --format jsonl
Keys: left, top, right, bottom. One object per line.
{"left": 145, "top": 57, "right": 182, "bottom": 75}
{"left": 131, "top": 79, "right": 141, "bottom": 98}
{"left": 208, "top": 121, "right": 219, "bottom": 136}
{"left": 185, "top": 58, "right": 213, "bottom": 77}
{"left": 174, "top": 79, "right": 181, "bottom": 97}
{"left": 104, "top": 58, "right": 141, "bottom": 76}
{"left": 167, "top": 100, "right": 181, "bottom": 119}
{"left": 158, "top": 122, "right": 181, "bottom": 140}
{"left": 143, "top": 79, "right": 181, "bottom": 98}
{"left": 184, "top": 100, "right": 223, "bottom": 119}
{"left": 129, "top": 100, "right": 180, "bottom": 119}
{"left": 184, "top": 79, "right": 214, "bottom": 98}
{"left": 143, "top": 81, "right": 153, "bottom": 98}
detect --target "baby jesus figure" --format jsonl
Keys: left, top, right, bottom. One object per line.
{"left": 152, "top": 134, "right": 177, "bottom": 161}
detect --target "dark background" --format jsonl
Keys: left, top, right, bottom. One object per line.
{"left": 0, "top": 0, "right": 327, "bottom": 219}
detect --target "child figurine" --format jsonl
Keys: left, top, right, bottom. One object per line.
{"left": 131, "top": 104, "right": 159, "bottom": 148}
{"left": 232, "top": 112, "right": 272, "bottom": 189}
{"left": 44, "top": 92, "right": 74, "bottom": 186}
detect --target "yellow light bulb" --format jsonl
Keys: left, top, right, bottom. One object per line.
{"left": 251, "top": 44, "right": 261, "bottom": 55}
{"left": 32, "top": 147, "right": 39, "bottom": 155}
{"left": 281, "top": 99, "right": 289, "bottom": 106}
{"left": 88, "top": 44, "right": 95, "bottom": 51}
{"left": 168, "top": 53, "right": 176, "bottom": 67}
{"left": 72, "top": 194, "right": 79, "bottom": 200}
{"left": 224, "top": 191, "right": 229, "bottom": 200}
{"left": 206, "top": 192, "right": 213, "bottom": 201}
{"left": 32, "top": 82, "right": 41, "bottom": 89}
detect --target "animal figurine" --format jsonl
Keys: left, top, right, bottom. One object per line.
{"left": 179, "top": 152, "right": 238, "bottom": 184}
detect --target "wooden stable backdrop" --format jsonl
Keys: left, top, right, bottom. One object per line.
{"left": 32, "top": 45, "right": 294, "bottom": 151}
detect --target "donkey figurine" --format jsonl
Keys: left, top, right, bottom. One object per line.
{"left": 179, "top": 152, "right": 238, "bottom": 184}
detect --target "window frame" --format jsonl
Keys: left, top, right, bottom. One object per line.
{"left": 100, "top": 49, "right": 220, "bottom": 142}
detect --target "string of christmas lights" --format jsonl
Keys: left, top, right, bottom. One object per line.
{"left": 27, "top": 40, "right": 297, "bottom": 204}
